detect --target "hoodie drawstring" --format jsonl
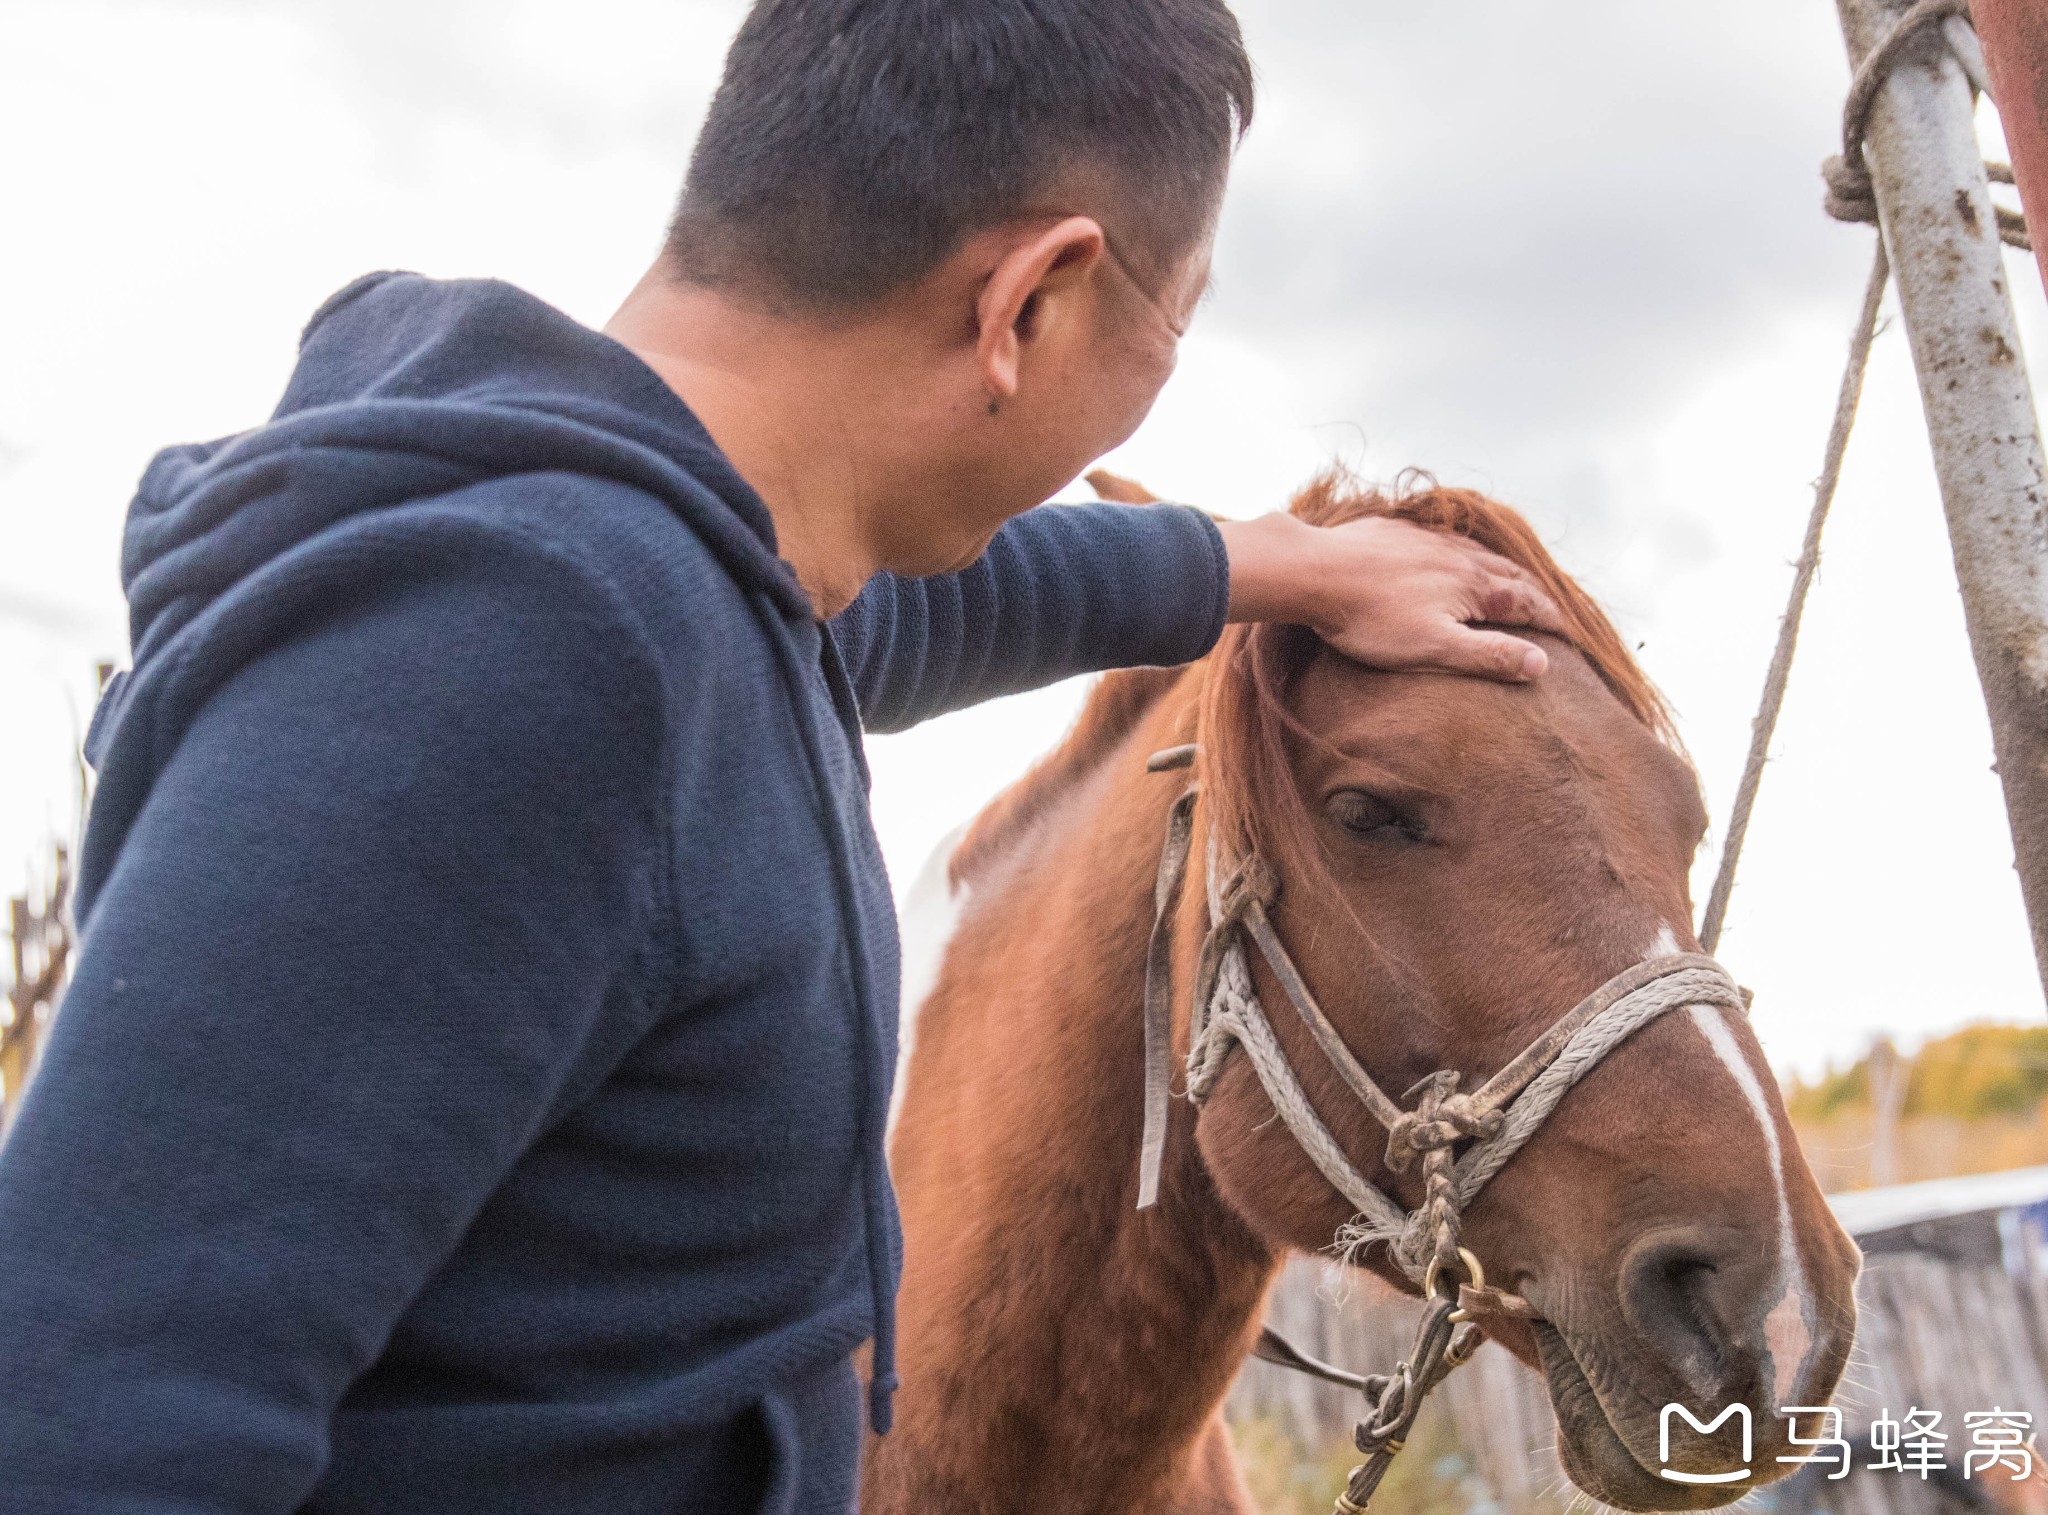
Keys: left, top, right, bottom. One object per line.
{"left": 761, "top": 600, "right": 900, "bottom": 1435}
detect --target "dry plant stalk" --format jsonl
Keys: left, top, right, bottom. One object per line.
{"left": 2, "top": 843, "right": 74, "bottom": 1123}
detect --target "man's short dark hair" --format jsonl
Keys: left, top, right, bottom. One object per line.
{"left": 666, "top": 0, "right": 1254, "bottom": 311}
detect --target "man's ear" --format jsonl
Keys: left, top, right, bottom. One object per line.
{"left": 974, "top": 216, "right": 1107, "bottom": 403}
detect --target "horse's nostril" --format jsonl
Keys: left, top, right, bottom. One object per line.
{"left": 1619, "top": 1228, "right": 1747, "bottom": 1397}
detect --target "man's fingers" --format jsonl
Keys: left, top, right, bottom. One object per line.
{"left": 1446, "top": 534, "right": 1533, "bottom": 576}
{"left": 1436, "top": 626, "right": 1548, "bottom": 682}
{"left": 1310, "top": 515, "right": 1561, "bottom": 679}
{"left": 1426, "top": 535, "right": 1567, "bottom": 631}
{"left": 1475, "top": 572, "right": 1569, "bottom": 636}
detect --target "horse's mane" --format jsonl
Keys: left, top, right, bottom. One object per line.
{"left": 951, "top": 471, "right": 1679, "bottom": 889}
{"left": 951, "top": 662, "right": 1187, "bottom": 885}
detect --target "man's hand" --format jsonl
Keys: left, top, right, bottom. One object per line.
{"left": 1214, "top": 511, "right": 1567, "bottom": 681}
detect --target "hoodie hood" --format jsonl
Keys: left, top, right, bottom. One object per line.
{"left": 116, "top": 271, "right": 810, "bottom": 680}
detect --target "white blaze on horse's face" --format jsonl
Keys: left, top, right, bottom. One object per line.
{"left": 1644, "top": 920, "right": 1818, "bottom": 1409}
{"left": 1688, "top": 1009, "right": 1813, "bottom": 1404}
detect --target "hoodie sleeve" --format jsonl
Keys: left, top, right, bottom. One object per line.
{"left": 828, "top": 501, "right": 1230, "bottom": 733}
{"left": 0, "top": 521, "right": 668, "bottom": 1512}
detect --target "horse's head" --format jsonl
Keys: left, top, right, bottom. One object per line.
{"left": 1188, "top": 476, "right": 1859, "bottom": 1509}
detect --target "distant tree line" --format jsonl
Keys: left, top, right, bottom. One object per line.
{"left": 1789, "top": 1023, "right": 2048, "bottom": 1124}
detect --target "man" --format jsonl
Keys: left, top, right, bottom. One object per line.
{"left": 0, "top": 1, "right": 1561, "bottom": 1511}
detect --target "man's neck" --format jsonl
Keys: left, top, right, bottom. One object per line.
{"left": 604, "top": 267, "right": 898, "bottom": 618}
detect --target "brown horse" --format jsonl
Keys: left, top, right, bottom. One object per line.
{"left": 867, "top": 475, "right": 1860, "bottom": 1515}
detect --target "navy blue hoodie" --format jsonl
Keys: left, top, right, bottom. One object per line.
{"left": 0, "top": 273, "right": 1229, "bottom": 1514}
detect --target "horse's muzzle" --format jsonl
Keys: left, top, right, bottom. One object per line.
{"left": 1528, "top": 1223, "right": 1855, "bottom": 1513}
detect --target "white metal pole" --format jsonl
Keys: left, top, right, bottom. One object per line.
{"left": 1834, "top": 0, "right": 2048, "bottom": 999}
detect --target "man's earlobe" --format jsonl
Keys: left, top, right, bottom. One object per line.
{"left": 973, "top": 214, "right": 1105, "bottom": 403}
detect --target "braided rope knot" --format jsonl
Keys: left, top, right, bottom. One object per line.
{"left": 1339, "top": 960, "right": 1745, "bottom": 1280}
{"left": 1382, "top": 1074, "right": 1505, "bottom": 1174}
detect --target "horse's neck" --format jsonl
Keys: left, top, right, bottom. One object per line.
{"left": 875, "top": 693, "right": 1280, "bottom": 1514}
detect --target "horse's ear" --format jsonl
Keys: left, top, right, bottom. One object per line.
{"left": 1085, "top": 468, "right": 1161, "bottom": 505}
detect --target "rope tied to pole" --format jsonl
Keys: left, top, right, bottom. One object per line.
{"left": 1821, "top": 0, "right": 2030, "bottom": 249}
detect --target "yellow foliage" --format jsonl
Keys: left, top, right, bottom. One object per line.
{"left": 1786, "top": 1022, "right": 2048, "bottom": 1124}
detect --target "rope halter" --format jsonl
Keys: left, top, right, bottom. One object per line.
{"left": 1135, "top": 747, "right": 1751, "bottom": 1290}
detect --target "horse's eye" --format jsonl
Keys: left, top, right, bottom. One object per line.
{"left": 1326, "top": 790, "right": 1428, "bottom": 844}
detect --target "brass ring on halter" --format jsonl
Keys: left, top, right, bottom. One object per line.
{"left": 1422, "top": 1246, "right": 1484, "bottom": 1316}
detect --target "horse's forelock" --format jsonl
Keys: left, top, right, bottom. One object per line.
{"left": 1289, "top": 468, "right": 1678, "bottom": 745}
{"left": 1199, "top": 470, "right": 1686, "bottom": 905}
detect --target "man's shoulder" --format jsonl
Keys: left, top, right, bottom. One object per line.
{"left": 410, "top": 470, "right": 774, "bottom": 653}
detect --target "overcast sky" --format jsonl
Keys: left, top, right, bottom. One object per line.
{"left": 4, "top": 0, "right": 2046, "bottom": 1078}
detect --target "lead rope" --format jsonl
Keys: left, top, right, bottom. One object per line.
{"left": 1332, "top": 1293, "right": 1483, "bottom": 1515}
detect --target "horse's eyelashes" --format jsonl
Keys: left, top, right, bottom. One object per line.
{"left": 1325, "top": 789, "right": 1429, "bottom": 845}
{"left": 1327, "top": 791, "right": 1391, "bottom": 832}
